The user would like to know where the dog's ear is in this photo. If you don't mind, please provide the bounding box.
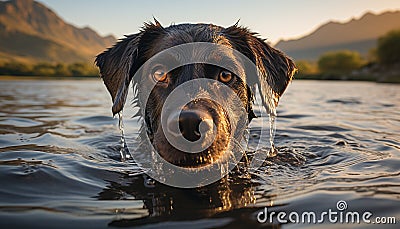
[95,34,142,115]
[96,20,164,115]
[223,26,297,115]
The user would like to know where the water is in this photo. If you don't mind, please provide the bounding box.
[117,113,132,162]
[0,79,399,228]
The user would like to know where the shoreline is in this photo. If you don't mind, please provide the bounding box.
[0,75,100,80]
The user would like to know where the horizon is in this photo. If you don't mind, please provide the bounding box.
[37,0,400,44]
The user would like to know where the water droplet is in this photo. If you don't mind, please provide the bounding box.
[266,111,278,159]
[118,112,133,162]
[267,143,278,157]
[144,176,156,188]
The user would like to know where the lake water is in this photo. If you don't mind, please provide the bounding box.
[0,79,399,228]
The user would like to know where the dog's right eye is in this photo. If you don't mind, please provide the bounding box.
[219,70,233,83]
[152,66,168,83]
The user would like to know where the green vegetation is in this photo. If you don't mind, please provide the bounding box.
[0,61,99,77]
[317,50,365,74]
[376,30,400,65]
[295,60,318,75]
[294,60,321,80]
[295,29,400,83]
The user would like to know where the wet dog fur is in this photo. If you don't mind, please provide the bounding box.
[96,20,296,167]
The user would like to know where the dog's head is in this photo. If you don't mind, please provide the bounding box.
[96,21,296,168]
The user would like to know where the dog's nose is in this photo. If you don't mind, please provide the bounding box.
[179,110,203,142]
[167,110,213,142]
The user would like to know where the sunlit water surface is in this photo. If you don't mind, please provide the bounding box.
[0,79,399,228]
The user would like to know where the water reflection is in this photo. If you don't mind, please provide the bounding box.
[97,171,270,227]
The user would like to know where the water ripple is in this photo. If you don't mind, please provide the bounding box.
[0,80,399,227]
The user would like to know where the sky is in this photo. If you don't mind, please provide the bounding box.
[39,0,400,45]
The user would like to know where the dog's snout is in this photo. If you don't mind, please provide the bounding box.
[167,109,214,142]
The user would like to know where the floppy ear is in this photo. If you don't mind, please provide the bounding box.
[248,35,297,115]
[223,26,297,115]
[95,34,142,115]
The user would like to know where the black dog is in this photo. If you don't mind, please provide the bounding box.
[96,20,296,168]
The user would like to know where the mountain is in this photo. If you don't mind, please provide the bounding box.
[275,11,400,61]
[0,0,116,63]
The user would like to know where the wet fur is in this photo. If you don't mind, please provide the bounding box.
[96,21,296,167]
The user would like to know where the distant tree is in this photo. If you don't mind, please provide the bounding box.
[0,61,32,75]
[33,63,56,76]
[54,63,72,76]
[68,63,85,76]
[0,61,99,77]
[367,48,377,63]
[317,50,364,74]
[68,62,98,76]
[376,30,400,65]
[296,60,318,75]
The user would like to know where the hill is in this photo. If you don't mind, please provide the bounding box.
[275,11,400,61]
[0,0,116,63]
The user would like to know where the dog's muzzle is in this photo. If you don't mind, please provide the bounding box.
[159,98,231,167]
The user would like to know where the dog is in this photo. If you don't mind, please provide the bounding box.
[96,20,296,168]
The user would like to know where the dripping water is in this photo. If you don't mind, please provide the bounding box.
[268,113,278,157]
[118,112,132,162]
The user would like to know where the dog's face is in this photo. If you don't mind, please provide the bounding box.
[96,21,296,168]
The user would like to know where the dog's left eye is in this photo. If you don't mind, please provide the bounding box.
[152,66,168,83]
[219,70,233,83]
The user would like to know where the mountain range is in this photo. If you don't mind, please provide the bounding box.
[0,0,116,63]
[0,0,399,64]
[275,11,400,61]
